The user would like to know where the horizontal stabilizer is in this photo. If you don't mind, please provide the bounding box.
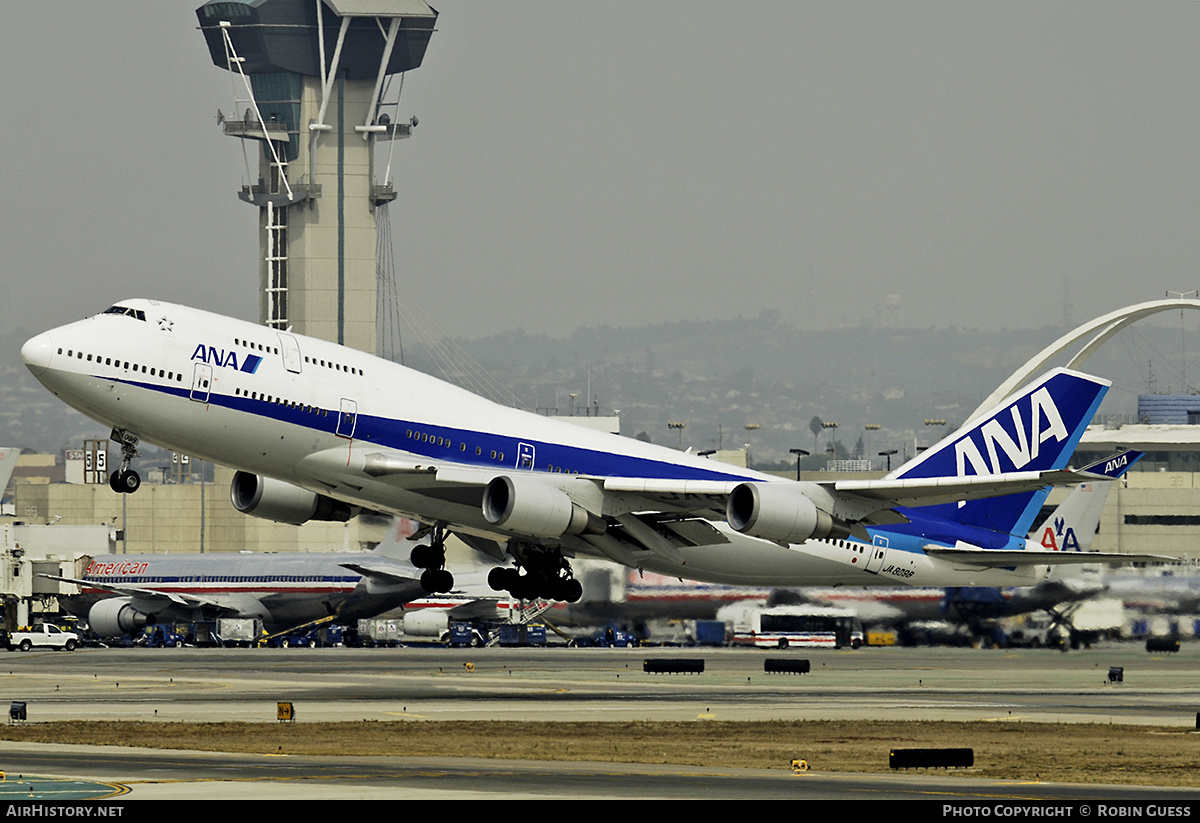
[337,559,420,585]
[922,546,1171,567]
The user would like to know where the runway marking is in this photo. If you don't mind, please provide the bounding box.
[382,712,431,718]
[0,777,128,800]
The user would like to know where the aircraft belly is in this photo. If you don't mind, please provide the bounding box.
[627,533,1047,588]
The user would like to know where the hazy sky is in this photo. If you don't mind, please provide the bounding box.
[5,2,1200,340]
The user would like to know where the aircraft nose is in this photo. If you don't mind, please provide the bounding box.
[21,332,54,377]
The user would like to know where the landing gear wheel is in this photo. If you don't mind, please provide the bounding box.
[561,578,583,604]
[420,568,454,594]
[412,524,454,593]
[410,543,445,570]
[110,470,140,494]
[499,546,584,603]
[108,429,142,494]
[488,567,517,592]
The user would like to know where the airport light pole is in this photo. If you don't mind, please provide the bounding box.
[822,421,839,458]
[878,448,898,472]
[789,448,809,480]
[923,418,946,455]
[864,423,881,466]
[743,423,759,467]
[668,421,686,448]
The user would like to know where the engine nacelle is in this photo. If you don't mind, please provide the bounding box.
[482,475,605,538]
[726,482,850,544]
[230,472,355,525]
[89,598,154,637]
[403,610,450,637]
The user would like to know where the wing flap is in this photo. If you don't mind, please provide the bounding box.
[827,468,1093,509]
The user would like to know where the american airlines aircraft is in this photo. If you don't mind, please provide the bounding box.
[21,300,1160,603]
[42,518,505,637]
[48,548,427,637]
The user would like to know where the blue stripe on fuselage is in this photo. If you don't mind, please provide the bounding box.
[115,376,751,483]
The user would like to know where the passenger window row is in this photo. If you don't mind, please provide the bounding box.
[231,336,365,377]
[60,348,183,383]
[233,387,329,417]
[402,429,578,473]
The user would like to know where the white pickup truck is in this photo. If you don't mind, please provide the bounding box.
[5,624,79,652]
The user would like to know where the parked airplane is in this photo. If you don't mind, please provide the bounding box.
[43,518,502,637]
[46,548,423,636]
[21,300,1164,602]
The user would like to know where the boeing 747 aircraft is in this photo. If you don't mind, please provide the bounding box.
[21,300,1162,603]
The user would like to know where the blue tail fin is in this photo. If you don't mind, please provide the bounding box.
[892,368,1109,536]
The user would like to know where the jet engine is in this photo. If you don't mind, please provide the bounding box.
[230,472,355,525]
[482,475,605,539]
[89,598,154,637]
[726,482,850,544]
[403,609,449,637]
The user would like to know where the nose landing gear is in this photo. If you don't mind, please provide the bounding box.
[108,428,141,494]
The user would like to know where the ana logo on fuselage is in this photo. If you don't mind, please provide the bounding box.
[954,387,1067,477]
[191,344,262,374]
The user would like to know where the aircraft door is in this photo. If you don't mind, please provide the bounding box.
[517,442,535,470]
[336,398,357,439]
[190,363,213,403]
[864,535,890,574]
[277,332,302,374]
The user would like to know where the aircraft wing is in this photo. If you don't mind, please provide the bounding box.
[300,430,1131,566]
[606,468,1106,526]
[337,558,421,585]
[921,547,1173,567]
[37,574,243,612]
[822,468,1101,513]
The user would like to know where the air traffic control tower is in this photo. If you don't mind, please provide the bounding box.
[196,0,437,353]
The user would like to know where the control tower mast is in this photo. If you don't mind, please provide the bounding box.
[196,0,437,353]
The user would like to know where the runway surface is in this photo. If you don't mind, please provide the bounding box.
[0,644,1197,800]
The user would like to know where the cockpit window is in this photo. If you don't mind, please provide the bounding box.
[102,305,146,321]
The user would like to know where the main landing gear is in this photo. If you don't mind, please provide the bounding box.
[108,428,141,494]
[411,524,455,594]
[488,547,583,603]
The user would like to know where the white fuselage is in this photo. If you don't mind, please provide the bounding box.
[22,300,1048,589]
